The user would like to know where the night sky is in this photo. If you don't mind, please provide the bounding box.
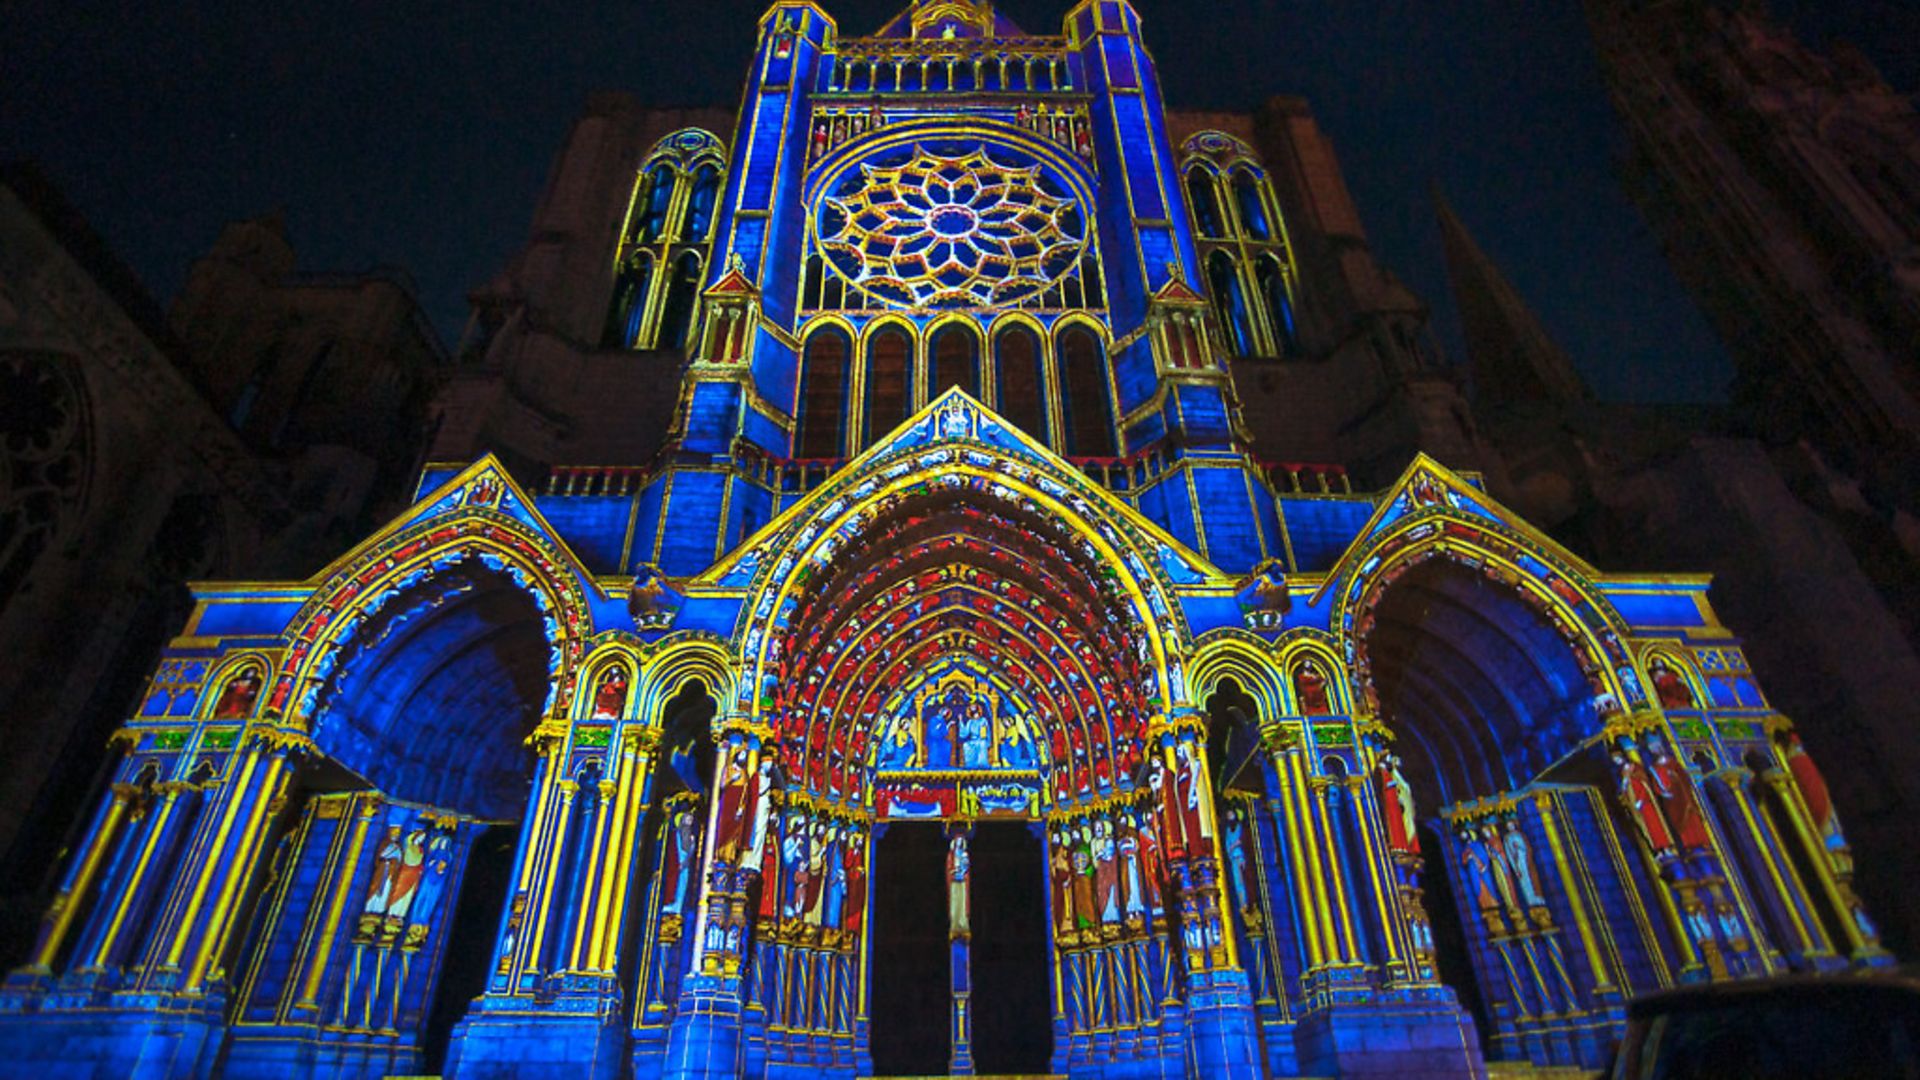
[9,1,1919,403]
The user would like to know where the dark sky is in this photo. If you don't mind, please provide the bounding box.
[9,1,1919,403]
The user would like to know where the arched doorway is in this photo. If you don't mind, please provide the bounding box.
[222,558,556,1075]
[1355,553,1631,1070]
[744,473,1180,1076]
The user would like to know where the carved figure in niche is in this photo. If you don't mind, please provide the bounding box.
[1458,828,1503,932]
[1222,806,1253,910]
[1502,819,1546,909]
[1649,657,1695,710]
[844,833,869,935]
[1612,744,1675,856]
[885,708,925,769]
[773,29,794,60]
[670,804,702,915]
[1049,827,1074,934]
[402,829,454,949]
[1294,657,1333,715]
[1409,470,1445,507]
[823,826,848,930]
[1646,733,1712,852]
[383,827,430,924]
[1136,812,1164,916]
[811,120,830,159]
[743,759,775,867]
[868,96,884,130]
[1075,122,1093,160]
[362,825,406,923]
[1071,825,1097,929]
[959,690,991,769]
[804,821,830,925]
[1482,823,1523,920]
[712,747,751,861]
[948,832,970,935]
[1377,753,1419,855]
[1174,742,1212,854]
[1119,817,1146,921]
[781,811,808,919]
[1781,732,1845,850]
[1016,101,1034,130]
[212,667,262,720]
[590,666,629,720]
[1095,819,1119,924]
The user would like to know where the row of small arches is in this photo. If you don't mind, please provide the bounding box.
[794,319,1119,459]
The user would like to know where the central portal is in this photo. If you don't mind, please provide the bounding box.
[867,820,1053,1076]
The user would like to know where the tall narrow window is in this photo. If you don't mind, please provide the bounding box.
[1208,251,1253,357]
[1058,326,1115,456]
[638,163,676,242]
[1257,256,1297,358]
[1186,168,1224,237]
[1233,169,1271,240]
[796,327,851,458]
[603,253,654,348]
[929,323,980,399]
[686,165,721,243]
[865,325,913,445]
[993,325,1046,443]
[657,253,702,352]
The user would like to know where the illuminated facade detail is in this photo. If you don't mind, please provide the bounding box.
[817,145,1089,308]
[0,3,1894,1080]
[606,128,728,350]
[1180,131,1299,358]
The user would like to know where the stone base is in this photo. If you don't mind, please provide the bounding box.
[445,998,627,1080]
[1293,989,1487,1080]
[1183,968,1264,1080]
[0,998,227,1080]
[658,975,744,1080]
[219,1028,421,1079]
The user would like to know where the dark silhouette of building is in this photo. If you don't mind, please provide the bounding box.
[0,164,445,953]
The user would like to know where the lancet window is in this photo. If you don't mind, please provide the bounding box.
[864,324,915,449]
[602,129,728,350]
[1179,131,1303,358]
[992,324,1048,445]
[1058,324,1115,457]
[796,326,852,459]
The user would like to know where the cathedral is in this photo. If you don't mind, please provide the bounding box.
[0,3,1897,1079]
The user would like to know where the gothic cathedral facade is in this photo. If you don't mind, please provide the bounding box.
[0,3,1893,1079]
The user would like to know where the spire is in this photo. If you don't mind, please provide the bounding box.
[1434,189,1590,405]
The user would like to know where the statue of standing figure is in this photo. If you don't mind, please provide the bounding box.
[948,832,970,936]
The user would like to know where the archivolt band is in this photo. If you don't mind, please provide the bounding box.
[0,417,1890,1080]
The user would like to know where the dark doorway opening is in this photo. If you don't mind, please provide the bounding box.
[870,821,950,1075]
[422,823,516,1073]
[1419,821,1491,1051]
[970,821,1053,1073]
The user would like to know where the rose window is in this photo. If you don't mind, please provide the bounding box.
[816,145,1087,309]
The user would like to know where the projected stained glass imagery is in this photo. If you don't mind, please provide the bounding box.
[817,144,1086,308]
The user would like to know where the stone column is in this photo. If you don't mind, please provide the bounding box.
[947,821,974,1075]
[1149,707,1263,1080]
[19,776,135,977]
[663,716,773,1080]
[147,730,300,995]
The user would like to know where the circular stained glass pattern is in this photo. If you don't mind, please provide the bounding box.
[817,145,1087,309]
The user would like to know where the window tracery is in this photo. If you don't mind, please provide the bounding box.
[804,142,1104,313]
[1179,130,1303,358]
[603,129,727,350]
